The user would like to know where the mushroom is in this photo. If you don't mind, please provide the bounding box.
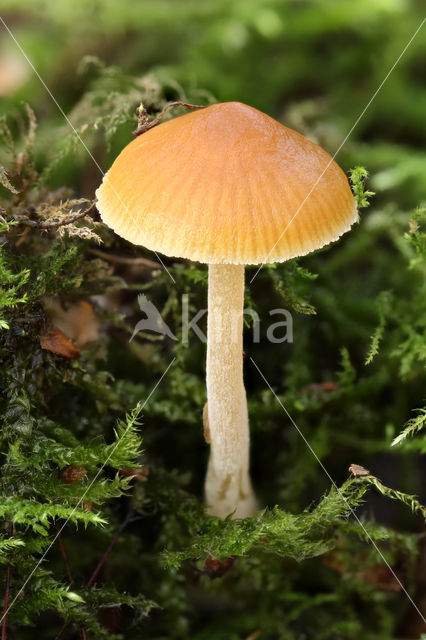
[96,102,357,519]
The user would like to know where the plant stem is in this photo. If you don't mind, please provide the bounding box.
[87,248,160,269]
[205,263,256,518]
[86,512,132,588]
[54,623,67,640]
[55,521,74,584]
[55,513,133,639]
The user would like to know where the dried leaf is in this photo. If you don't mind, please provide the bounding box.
[201,556,235,579]
[40,323,80,359]
[43,299,100,348]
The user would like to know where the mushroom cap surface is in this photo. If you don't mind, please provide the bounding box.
[96,102,357,264]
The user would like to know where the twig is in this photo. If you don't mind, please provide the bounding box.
[13,201,96,229]
[55,521,73,584]
[54,622,67,640]
[53,525,71,640]
[132,101,206,137]
[87,248,160,269]
[55,513,134,639]
[86,513,133,588]
[54,618,87,640]
[54,620,87,640]
[55,523,87,639]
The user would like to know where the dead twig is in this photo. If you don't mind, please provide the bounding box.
[13,201,96,229]
[55,513,136,638]
[86,512,133,588]
[54,523,89,639]
[55,521,74,584]
[54,622,67,640]
[87,248,160,269]
[54,616,87,639]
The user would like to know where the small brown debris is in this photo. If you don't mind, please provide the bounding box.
[362,565,402,592]
[322,553,402,592]
[132,101,206,137]
[201,555,235,579]
[348,463,371,477]
[320,381,339,392]
[83,502,93,511]
[40,323,80,359]
[61,466,87,484]
[120,466,149,482]
[303,381,339,393]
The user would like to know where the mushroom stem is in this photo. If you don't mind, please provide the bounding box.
[205,263,257,518]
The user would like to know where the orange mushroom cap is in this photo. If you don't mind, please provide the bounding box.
[96,102,357,265]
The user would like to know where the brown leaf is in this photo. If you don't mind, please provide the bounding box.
[201,555,235,579]
[40,323,80,359]
[42,299,99,348]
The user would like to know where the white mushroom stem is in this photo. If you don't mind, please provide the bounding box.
[205,263,257,518]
